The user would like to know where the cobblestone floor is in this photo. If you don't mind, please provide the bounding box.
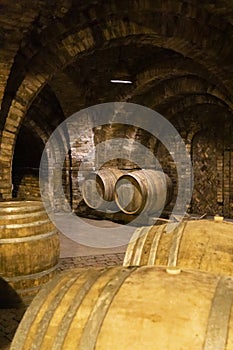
[0,253,125,350]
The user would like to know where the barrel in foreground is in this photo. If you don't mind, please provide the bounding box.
[0,200,60,305]
[10,265,233,350]
[123,219,233,276]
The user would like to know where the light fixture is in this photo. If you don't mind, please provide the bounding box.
[110,79,133,84]
[110,62,133,84]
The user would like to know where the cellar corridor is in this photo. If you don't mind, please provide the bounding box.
[0,1,233,349]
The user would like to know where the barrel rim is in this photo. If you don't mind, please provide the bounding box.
[115,174,146,214]
[82,168,124,210]
[82,175,105,209]
[115,169,173,215]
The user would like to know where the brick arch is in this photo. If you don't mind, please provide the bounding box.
[23,94,69,165]
[157,94,230,117]
[16,83,66,161]
[169,104,233,157]
[131,75,230,108]
[156,94,232,141]
[125,73,233,113]
[60,0,233,89]
[158,95,232,134]
[158,95,232,145]
[3,10,233,136]
[171,101,232,131]
[1,15,233,197]
[2,0,233,120]
[125,78,232,142]
[3,17,232,136]
[118,59,232,108]
[5,0,233,93]
[23,120,49,146]
[23,113,55,145]
[25,88,65,135]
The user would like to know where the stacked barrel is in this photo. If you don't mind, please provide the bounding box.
[115,169,173,215]
[82,168,125,211]
[81,168,173,216]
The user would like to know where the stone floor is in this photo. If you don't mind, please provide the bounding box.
[0,217,129,350]
[56,212,135,256]
[2,214,230,349]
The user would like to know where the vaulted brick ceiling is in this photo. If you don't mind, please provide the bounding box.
[0,0,233,198]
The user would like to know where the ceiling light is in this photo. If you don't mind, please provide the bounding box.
[110,79,133,84]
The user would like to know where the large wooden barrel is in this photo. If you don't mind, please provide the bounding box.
[11,265,233,350]
[0,200,60,305]
[115,169,173,214]
[123,219,233,275]
[82,168,124,210]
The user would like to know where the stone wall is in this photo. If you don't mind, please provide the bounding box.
[0,0,233,220]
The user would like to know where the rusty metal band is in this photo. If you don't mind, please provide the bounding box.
[167,221,187,267]
[78,267,137,350]
[133,226,152,266]
[147,224,165,265]
[123,226,146,266]
[203,276,233,350]
[0,229,57,243]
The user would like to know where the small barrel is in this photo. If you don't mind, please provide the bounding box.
[123,219,233,276]
[0,200,60,305]
[115,169,173,214]
[82,168,124,210]
[11,266,233,350]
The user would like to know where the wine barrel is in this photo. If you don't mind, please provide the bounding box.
[115,169,173,214]
[123,219,233,275]
[82,168,124,210]
[11,266,233,350]
[0,200,60,305]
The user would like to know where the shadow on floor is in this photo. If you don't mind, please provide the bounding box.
[0,277,24,309]
[0,277,26,349]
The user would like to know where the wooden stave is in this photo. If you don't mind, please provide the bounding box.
[0,210,49,225]
[0,229,60,277]
[123,219,233,276]
[82,168,124,210]
[0,200,60,305]
[0,200,54,238]
[0,200,44,213]
[0,217,55,239]
[10,265,233,350]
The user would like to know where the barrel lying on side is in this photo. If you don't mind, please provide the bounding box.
[0,200,60,305]
[123,219,233,275]
[115,169,173,215]
[11,265,233,350]
[82,168,124,211]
